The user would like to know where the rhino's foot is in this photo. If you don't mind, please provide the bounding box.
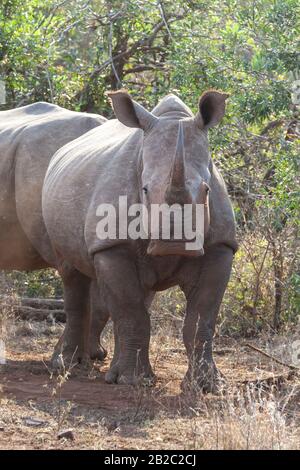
[181,362,226,394]
[89,343,107,361]
[51,346,90,372]
[105,361,155,386]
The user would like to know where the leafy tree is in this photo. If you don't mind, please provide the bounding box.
[0,0,299,331]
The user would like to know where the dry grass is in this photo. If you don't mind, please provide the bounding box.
[0,295,299,450]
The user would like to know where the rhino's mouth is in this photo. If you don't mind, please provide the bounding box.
[147,240,204,257]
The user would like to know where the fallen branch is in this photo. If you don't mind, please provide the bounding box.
[14,306,65,323]
[20,297,64,310]
[0,303,65,322]
[244,342,299,371]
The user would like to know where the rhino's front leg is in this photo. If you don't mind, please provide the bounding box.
[94,247,153,385]
[108,291,155,370]
[182,244,233,393]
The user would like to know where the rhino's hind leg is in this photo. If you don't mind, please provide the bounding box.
[88,280,109,361]
[51,263,91,370]
[94,248,154,385]
[181,244,233,393]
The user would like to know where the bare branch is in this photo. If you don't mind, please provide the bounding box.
[108,21,122,87]
[33,0,73,34]
[157,1,173,39]
[89,13,184,81]
[124,64,165,75]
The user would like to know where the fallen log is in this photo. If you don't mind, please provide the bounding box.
[21,297,64,310]
[13,305,65,322]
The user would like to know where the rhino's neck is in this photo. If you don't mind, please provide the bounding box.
[152,94,193,118]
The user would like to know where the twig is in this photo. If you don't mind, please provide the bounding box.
[124,64,165,75]
[244,342,299,371]
[108,21,122,87]
[33,0,72,33]
[102,15,181,73]
[157,1,173,39]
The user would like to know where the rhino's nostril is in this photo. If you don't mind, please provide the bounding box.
[203,182,210,194]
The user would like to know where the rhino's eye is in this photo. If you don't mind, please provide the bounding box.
[142,186,148,195]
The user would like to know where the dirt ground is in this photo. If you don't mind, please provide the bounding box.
[0,318,299,450]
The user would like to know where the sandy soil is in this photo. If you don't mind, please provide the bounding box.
[0,320,299,449]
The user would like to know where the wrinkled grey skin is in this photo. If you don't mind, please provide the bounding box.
[42,91,238,392]
[0,102,108,361]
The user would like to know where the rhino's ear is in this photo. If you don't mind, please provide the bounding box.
[195,90,229,129]
[107,90,158,131]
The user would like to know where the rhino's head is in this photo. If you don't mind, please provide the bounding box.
[108,89,228,257]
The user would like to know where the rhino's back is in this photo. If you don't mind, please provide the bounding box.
[0,102,61,129]
[0,102,106,270]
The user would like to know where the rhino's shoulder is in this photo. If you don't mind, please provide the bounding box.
[206,161,238,252]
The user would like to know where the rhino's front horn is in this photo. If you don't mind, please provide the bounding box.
[168,121,186,191]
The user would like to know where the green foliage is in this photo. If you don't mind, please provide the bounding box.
[5,269,63,298]
[1,0,298,116]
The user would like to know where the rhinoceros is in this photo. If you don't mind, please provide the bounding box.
[0,102,108,360]
[42,90,238,391]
